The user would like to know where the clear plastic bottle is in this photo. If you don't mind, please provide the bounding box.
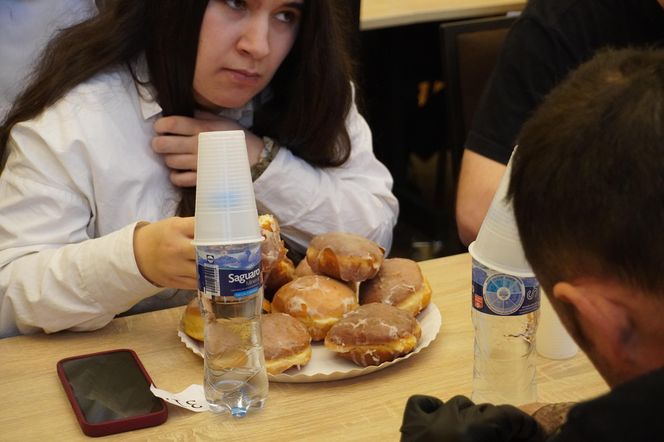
[196,241,268,417]
[470,257,540,405]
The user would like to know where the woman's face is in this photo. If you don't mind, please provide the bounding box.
[193,0,304,111]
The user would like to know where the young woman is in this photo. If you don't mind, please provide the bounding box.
[0,0,398,337]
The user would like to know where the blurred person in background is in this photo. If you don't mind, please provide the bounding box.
[0,0,97,118]
[455,0,664,245]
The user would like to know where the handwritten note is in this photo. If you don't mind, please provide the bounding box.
[150,384,210,413]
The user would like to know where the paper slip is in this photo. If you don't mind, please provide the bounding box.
[150,384,210,412]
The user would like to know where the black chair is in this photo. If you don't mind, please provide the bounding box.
[358,19,447,255]
[357,12,516,259]
[434,15,518,252]
[439,15,518,182]
[348,0,361,31]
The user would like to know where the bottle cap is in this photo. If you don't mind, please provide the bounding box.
[192,130,262,246]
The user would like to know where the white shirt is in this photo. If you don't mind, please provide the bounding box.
[0,0,97,118]
[0,65,399,337]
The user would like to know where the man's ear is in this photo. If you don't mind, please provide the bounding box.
[552,281,634,383]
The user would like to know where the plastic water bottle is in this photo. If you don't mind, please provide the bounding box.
[193,130,269,416]
[467,149,540,405]
[469,256,540,405]
[196,242,268,417]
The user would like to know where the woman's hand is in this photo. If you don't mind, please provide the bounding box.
[133,217,197,289]
[152,111,264,187]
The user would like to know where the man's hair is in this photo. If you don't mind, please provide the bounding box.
[0,0,356,215]
[507,47,664,297]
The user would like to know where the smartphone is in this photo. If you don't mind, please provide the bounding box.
[56,349,168,437]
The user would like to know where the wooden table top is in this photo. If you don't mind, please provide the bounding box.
[360,0,526,30]
[0,253,608,441]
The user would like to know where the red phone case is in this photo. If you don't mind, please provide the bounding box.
[56,349,168,437]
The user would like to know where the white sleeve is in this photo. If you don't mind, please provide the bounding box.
[0,136,160,338]
[253,101,399,254]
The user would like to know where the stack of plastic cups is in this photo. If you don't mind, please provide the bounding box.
[468,150,540,406]
[192,130,268,417]
[193,130,263,247]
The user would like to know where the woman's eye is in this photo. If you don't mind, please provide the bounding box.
[275,9,300,24]
[224,0,247,10]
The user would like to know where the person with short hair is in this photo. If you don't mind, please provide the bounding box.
[509,48,664,436]
[0,0,398,338]
[401,47,664,441]
[455,0,664,246]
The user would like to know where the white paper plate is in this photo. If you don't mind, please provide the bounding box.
[178,303,442,383]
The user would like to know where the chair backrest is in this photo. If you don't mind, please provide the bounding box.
[348,0,361,31]
[439,15,518,177]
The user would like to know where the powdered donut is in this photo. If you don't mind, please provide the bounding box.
[359,258,432,316]
[261,313,312,375]
[271,275,358,341]
[306,232,385,282]
[324,303,421,366]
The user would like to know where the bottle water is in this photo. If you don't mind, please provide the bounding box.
[470,257,540,405]
[196,241,268,417]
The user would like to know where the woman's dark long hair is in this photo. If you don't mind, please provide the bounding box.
[0,0,355,216]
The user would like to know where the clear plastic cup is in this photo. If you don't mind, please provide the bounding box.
[193,130,262,246]
[471,151,532,276]
[537,292,578,359]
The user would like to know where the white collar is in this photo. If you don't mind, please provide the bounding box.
[132,56,258,126]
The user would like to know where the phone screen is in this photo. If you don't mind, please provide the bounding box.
[58,350,165,424]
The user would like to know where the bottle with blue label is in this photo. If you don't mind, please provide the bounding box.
[469,255,540,405]
[466,149,540,405]
[196,241,268,417]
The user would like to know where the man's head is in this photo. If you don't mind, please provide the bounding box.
[507,48,664,386]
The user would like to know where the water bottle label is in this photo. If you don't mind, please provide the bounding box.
[471,258,540,316]
[196,244,262,299]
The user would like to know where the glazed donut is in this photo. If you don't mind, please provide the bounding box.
[264,255,296,300]
[262,298,272,313]
[295,257,356,291]
[271,275,358,341]
[181,301,313,374]
[324,303,421,367]
[306,232,385,282]
[261,313,312,375]
[294,258,316,277]
[359,258,432,316]
[181,298,204,341]
[259,214,287,281]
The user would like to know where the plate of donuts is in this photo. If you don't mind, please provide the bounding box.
[178,302,441,383]
[179,228,442,382]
